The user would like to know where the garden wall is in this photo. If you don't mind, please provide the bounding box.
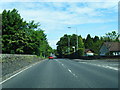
[0,54,43,80]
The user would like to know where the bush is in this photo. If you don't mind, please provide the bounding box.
[77,48,84,56]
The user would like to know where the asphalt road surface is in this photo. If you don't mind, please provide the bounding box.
[2,59,118,88]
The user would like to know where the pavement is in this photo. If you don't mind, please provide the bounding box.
[1,59,119,88]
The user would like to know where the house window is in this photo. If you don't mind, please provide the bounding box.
[113,52,115,55]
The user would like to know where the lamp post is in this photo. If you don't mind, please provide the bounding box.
[68,36,70,55]
[68,27,78,52]
[76,27,78,51]
[67,27,71,56]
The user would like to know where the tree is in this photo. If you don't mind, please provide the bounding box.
[84,34,94,49]
[2,9,28,54]
[102,31,119,42]
[56,34,69,57]
[93,36,99,42]
[2,9,53,57]
[83,35,104,55]
[93,40,103,55]
[0,14,2,54]
[78,35,84,48]
[56,34,85,58]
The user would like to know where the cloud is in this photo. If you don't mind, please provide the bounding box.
[0,0,119,2]
[0,2,118,49]
[14,2,117,25]
[48,39,60,49]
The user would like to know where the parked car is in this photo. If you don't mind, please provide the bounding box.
[48,56,54,59]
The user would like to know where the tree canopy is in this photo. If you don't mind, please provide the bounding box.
[102,31,119,42]
[56,34,84,58]
[56,31,119,57]
[2,9,53,57]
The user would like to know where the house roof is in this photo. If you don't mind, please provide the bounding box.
[103,42,120,51]
[84,49,94,53]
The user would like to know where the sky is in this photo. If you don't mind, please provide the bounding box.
[0,0,119,49]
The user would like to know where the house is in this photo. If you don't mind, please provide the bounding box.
[99,42,120,56]
[84,49,94,56]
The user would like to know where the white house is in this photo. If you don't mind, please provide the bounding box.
[84,49,94,56]
[99,42,120,56]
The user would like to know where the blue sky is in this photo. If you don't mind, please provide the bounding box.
[0,0,118,49]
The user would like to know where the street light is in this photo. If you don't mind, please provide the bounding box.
[76,27,78,51]
[68,27,78,51]
[68,36,70,55]
[67,27,71,56]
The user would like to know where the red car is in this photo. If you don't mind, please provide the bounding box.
[48,56,54,59]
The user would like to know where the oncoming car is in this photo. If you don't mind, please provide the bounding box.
[48,56,54,59]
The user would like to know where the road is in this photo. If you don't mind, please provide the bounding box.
[2,59,118,88]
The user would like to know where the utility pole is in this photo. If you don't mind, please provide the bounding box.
[68,36,70,55]
[67,27,71,57]
[68,27,78,52]
[76,28,78,51]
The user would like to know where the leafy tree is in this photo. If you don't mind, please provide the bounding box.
[2,9,53,57]
[76,48,84,56]
[84,34,94,49]
[56,34,84,58]
[92,36,101,54]
[78,35,84,48]
[92,40,103,54]
[70,34,77,47]
[2,9,28,54]
[56,34,69,57]
[84,35,103,55]
[0,14,2,53]
[102,31,119,42]
[93,36,99,42]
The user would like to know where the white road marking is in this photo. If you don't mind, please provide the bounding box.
[68,69,72,73]
[56,60,78,78]
[79,62,118,71]
[68,69,77,77]
[56,60,66,68]
[0,60,46,84]
[103,66,118,71]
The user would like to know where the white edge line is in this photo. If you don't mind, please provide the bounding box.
[0,60,46,84]
[79,62,118,71]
